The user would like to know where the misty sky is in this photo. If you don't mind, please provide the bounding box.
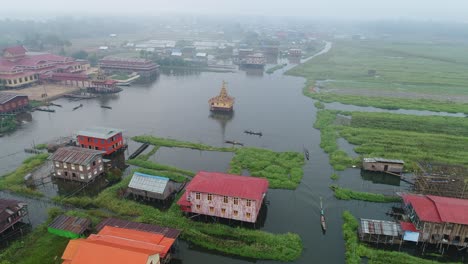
[2,0,468,21]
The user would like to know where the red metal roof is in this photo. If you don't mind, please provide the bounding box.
[400,221,418,232]
[48,214,91,234]
[402,194,468,225]
[3,46,27,56]
[183,171,269,201]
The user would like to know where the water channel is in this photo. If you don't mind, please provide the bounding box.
[0,43,464,263]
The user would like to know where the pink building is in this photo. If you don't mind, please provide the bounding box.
[177,171,268,223]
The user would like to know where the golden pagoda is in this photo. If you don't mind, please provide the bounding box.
[208,81,234,112]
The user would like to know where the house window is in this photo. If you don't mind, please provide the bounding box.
[93,161,96,166]
[464,237,468,244]
[94,169,97,175]
[64,171,68,176]
[57,170,61,176]
[55,162,60,167]
[233,197,239,205]
[88,173,92,178]
[196,204,201,210]
[98,159,102,163]
[72,173,77,178]
[221,208,226,214]
[80,174,85,180]
[99,165,103,171]
[79,166,83,171]
[443,234,449,241]
[209,207,214,213]
[246,212,251,218]
[63,163,68,169]
[87,165,91,170]
[207,194,213,201]
[196,192,201,200]
[71,164,76,170]
[233,210,238,216]
[246,199,252,207]
[223,196,228,203]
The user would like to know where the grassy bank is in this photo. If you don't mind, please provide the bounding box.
[330,185,400,203]
[0,153,49,196]
[339,112,468,168]
[135,146,159,161]
[266,63,287,74]
[342,211,459,264]
[126,158,195,179]
[57,176,303,261]
[307,92,468,114]
[0,116,17,134]
[287,40,468,113]
[132,135,235,152]
[229,147,304,189]
[313,110,357,170]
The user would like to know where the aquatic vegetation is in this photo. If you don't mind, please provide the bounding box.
[229,147,305,189]
[0,153,48,196]
[126,158,195,178]
[314,110,358,170]
[33,143,48,150]
[330,185,400,203]
[330,173,339,180]
[266,63,287,74]
[134,167,190,183]
[342,211,460,264]
[132,135,234,152]
[135,146,159,161]
[287,40,468,113]
[314,101,325,109]
[0,116,17,134]
[339,112,468,168]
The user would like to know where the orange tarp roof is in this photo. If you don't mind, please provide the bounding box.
[62,226,176,264]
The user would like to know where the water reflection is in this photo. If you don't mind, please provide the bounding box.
[209,111,234,140]
[360,170,401,186]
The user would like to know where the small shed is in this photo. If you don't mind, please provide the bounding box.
[359,218,402,245]
[362,157,404,174]
[127,172,179,201]
[48,214,91,238]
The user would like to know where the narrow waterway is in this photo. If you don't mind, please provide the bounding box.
[0,42,455,263]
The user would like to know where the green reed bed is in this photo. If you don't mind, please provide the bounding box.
[132,135,235,152]
[330,185,400,203]
[229,147,304,189]
[0,153,48,196]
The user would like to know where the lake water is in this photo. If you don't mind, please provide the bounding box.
[0,44,463,263]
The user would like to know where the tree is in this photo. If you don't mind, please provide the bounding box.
[87,53,98,66]
[72,50,89,60]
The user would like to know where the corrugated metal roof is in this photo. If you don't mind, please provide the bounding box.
[77,127,123,139]
[360,218,401,236]
[128,172,169,194]
[363,157,404,164]
[96,218,181,239]
[181,171,269,201]
[48,214,91,234]
[50,146,103,165]
[403,193,468,225]
[0,92,27,105]
[0,199,25,222]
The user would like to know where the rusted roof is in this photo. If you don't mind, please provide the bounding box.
[96,218,180,239]
[363,157,404,164]
[50,146,103,165]
[0,92,28,105]
[77,127,122,139]
[0,199,25,222]
[48,214,91,234]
